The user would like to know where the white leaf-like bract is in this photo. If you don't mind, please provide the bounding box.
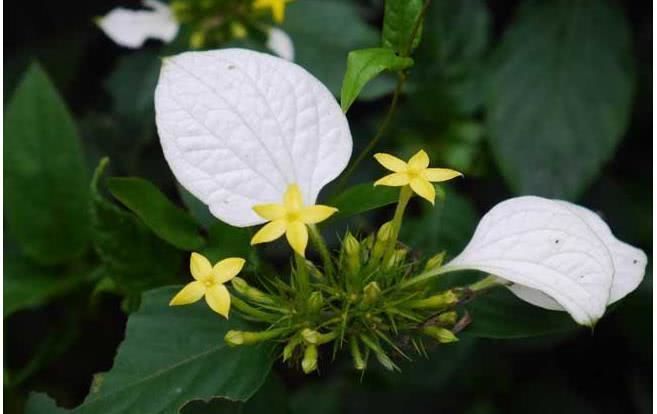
[266,28,295,61]
[155,49,352,227]
[441,196,646,326]
[97,0,178,49]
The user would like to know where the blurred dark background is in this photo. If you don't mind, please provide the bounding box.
[4,1,652,413]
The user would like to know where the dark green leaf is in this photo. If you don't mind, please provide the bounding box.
[463,287,578,338]
[329,182,399,220]
[203,222,252,263]
[382,0,424,54]
[401,188,477,256]
[3,253,88,318]
[27,286,274,413]
[178,184,216,230]
[340,48,413,112]
[90,159,182,293]
[181,374,288,414]
[4,63,91,265]
[281,0,394,98]
[486,0,634,199]
[105,51,160,122]
[25,393,67,414]
[107,177,204,250]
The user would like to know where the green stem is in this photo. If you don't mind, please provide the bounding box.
[231,296,278,322]
[333,0,432,194]
[294,253,310,302]
[335,71,407,193]
[308,224,335,278]
[383,186,413,264]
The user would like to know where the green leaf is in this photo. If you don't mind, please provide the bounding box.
[329,182,399,220]
[463,287,578,338]
[27,286,274,413]
[25,393,67,414]
[281,0,394,98]
[105,51,160,122]
[401,189,477,257]
[203,222,252,263]
[406,0,491,120]
[3,253,88,318]
[486,0,634,199]
[4,63,91,265]
[382,0,424,54]
[107,177,204,251]
[340,48,413,112]
[90,159,182,293]
[178,184,216,230]
[181,374,288,414]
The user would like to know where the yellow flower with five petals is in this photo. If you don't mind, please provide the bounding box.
[374,150,462,204]
[169,252,245,318]
[253,0,293,24]
[251,184,337,257]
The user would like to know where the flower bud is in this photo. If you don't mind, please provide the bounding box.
[302,328,337,345]
[409,290,459,309]
[437,311,458,326]
[302,345,318,374]
[224,328,286,347]
[306,260,324,280]
[307,291,324,313]
[371,222,393,263]
[360,334,398,371]
[283,336,302,362]
[385,247,408,270]
[424,252,446,271]
[422,326,458,343]
[343,232,361,275]
[349,338,366,371]
[231,277,274,305]
[190,30,206,49]
[362,282,381,306]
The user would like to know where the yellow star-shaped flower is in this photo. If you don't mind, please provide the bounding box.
[251,184,337,257]
[253,0,293,24]
[169,252,245,318]
[374,150,462,204]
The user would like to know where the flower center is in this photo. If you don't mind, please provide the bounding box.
[407,167,421,179]
[285,210,301,222]
[204,279,216,288]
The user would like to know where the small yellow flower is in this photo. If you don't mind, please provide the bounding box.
[169,252,245,318]
[253,0,293,24]
[251,184,337,257]
[374,150,462,204]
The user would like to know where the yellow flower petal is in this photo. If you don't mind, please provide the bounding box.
[169,281,206,306]
[374,172,410,187]
[212,257,246,284]
[205,284,231,318]
[284,183,303,211]
[251,220,287,245]
[286,221,308,256]
[253,203,286,220]
[374,153,407,173]
[422,168,463,182]
[410,177,436,205]
[300,205,338,224]
[190,252,212,281]
[408,150,430,170]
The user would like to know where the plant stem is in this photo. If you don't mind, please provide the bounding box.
[334,72,406,193]
[231,296,278,322]
[308,224,335,278]
[383,186,413,264]
[333,0,433,194]
[294,252,310,302]
[468,275,504,292]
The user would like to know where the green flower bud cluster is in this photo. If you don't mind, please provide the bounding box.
[221,219,470,375]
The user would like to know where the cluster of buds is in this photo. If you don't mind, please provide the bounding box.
[222,220,466,374]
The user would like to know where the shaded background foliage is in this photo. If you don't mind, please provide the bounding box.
[4,0,652,413]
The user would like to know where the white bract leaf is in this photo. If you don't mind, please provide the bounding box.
[97,0,178,49]
[442,196,646,326]
[155,49,352,227]
[267,28,295,61]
